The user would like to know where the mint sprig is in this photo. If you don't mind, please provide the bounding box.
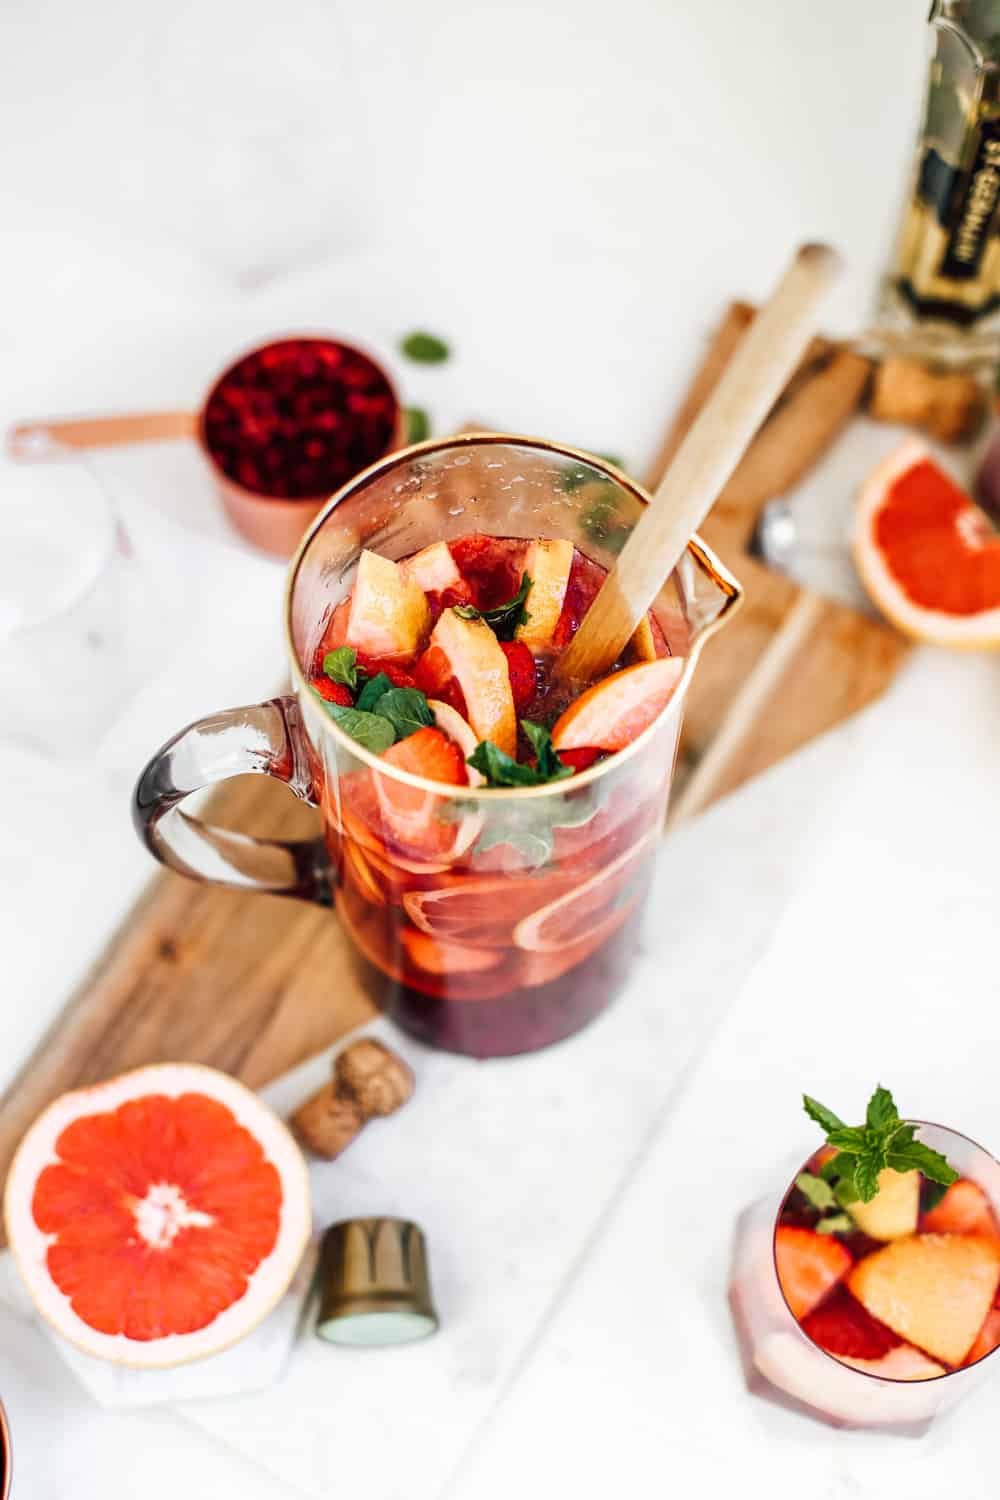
[467,721,574,789]
[321,703,396,754]
[453,574,532,641]
[803,1085,959,1204]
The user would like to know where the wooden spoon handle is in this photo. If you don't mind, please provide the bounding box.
[557,243,843,683]
[6,410,197,458]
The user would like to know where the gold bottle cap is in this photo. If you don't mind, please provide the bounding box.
[315,1218,438,1347]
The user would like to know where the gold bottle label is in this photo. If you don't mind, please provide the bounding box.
[939,116,1000,279]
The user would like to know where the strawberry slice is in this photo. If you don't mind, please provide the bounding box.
[920,1178,1000,1241]
[775,1224,852,1321]
[801,1287,902,1361]
[355,655,418,690]
[500,640,537,713]
[310,676,353,706]
[381,727,467,786]
[557,747,601,773]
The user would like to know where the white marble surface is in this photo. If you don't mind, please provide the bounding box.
[3,1,1000,1495]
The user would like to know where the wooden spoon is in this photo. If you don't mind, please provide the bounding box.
[556,243,843,683]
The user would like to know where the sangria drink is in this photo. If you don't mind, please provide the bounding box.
[730,1086,1000,1432]
[134,437,740,1059]
[306,531,683,1056]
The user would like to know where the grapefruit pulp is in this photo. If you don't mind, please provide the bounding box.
[4,1064,311,1368]
[854,440,1000,648]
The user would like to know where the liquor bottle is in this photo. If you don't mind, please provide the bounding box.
[877,1,1000,366]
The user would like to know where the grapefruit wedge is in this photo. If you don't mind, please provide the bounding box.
[4,1064,311,1369]
[400,541,463,594]
[854,440,1000,648]
[429,608,517,755]
[515,539,573,653]
[552,657,685,752]
[346,549,431,659]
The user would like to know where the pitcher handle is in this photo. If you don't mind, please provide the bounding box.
[132,695,331,903]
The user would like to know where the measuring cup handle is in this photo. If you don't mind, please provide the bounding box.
[132,696,331,904]
[6,410,197,457]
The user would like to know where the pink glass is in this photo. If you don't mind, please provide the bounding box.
[729,1123,1000,1434]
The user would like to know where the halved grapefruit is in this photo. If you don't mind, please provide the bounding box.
[552,657,685,752]
[854,440,1000,648]
[4,1064,311,1369]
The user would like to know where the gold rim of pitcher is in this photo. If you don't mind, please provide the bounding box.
[283,432,743,802]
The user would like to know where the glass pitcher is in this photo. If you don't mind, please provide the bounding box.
[134,436,741,1058]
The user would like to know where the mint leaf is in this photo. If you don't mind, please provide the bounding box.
[322,703,396,753]
[795,1173,838,1213]
[399,330,450,364]
[323,647,361,693]
[818,1151,855,1183]
[834,1173,860,1208]
[815,1213,854,1236]
[483,574,532,640]
[375,687,434,741]
[452,604,482,621]
[825,1126,867,1153]
[853,1152,884,1204]
[467,740,544,788]
[355,672,394,713]
[803,1095,846,1135]
[886,1141,960,1187]
[866,1085,899,1134]
[405,406,430,443]
[521,720,574,783]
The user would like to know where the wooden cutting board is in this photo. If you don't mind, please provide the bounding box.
[0,304,912,1217]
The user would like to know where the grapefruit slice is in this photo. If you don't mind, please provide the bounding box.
[838,1344,946,1381]
[854,440,1000,648]
[513,829,656,951]
[404,871,578,948]
[552,657,685,752]
[4,1064,311,1369]
[429,608,517,756]
[963,1306,1000,1367]
[374,729,483,859]
[401,926,503,976]
[848,1232,1000,1365]
[514,539,573,652]
[346,549,431,659]
[400,541,463,594]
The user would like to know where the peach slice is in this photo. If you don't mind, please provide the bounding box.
[429,608,517,756]
[401,541,463,595]
[515,539,573,653]
[848,1233,1000,1366]
[847,1168,920,1242]
[428,698,486,786]
[346,549,431,660]
[552,657,685,753]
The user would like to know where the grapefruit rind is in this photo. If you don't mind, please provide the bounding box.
[3,1063,312,1370]
[853,439,1000,649]
[512,828,657,952]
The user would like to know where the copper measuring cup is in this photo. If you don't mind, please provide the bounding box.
[6,335,406,559]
